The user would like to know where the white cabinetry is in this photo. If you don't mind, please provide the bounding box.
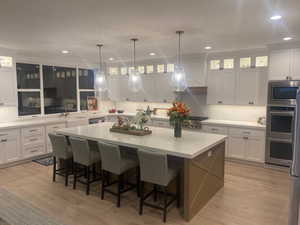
[182,57,206,87]
[207,70,236,105]
[236,68,268,105]
[0,67,17,106]
[21,126,46,158]
[227,127,265,163]
[46,123,66,153]
[155,75,176,103]
[269,48,300,80]
[0,129,21,163]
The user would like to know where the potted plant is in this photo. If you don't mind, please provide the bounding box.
[167,102,190,138]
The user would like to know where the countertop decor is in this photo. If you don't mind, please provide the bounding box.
[167,102,190,137]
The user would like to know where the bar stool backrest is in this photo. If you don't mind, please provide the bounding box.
[138,149,168,186]
[98,141,122,174]
[69,137,91,166]
[49,133,71,160]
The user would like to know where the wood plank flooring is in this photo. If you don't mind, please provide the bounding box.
[0,161,290,225]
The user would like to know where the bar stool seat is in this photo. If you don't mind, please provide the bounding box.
[137,149,181,223]
[98,141,140,208]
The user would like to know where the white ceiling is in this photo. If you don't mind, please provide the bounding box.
[0,0,299,64]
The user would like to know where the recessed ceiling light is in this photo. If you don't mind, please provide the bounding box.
[61,50,69,54]
[109,57,114,61]
[204,46,212,50]
[149,52,156,56]
[270,15,282,20]
[283,37,293,41]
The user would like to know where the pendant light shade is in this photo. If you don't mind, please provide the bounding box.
[95,44,107,92]
[172,31,187,92]
[128,38,143,93]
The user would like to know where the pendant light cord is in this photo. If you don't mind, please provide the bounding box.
[176,31,184,67]
[131,38,138,69]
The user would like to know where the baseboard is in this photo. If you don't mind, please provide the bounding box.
[0,153,52,169]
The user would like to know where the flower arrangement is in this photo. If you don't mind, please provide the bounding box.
[167,102,190,137]
[167,102,190,123]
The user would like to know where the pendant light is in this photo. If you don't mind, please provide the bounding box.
[128,38,143,93]
[95,44,107,92]
[172,30,187,92]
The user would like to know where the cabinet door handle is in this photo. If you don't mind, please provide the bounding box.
[29,138,38,142]
[217,101,223,104]
[29,129,38,132]
[243,131,251,134]
[211,128,219,131]
[249,101,254,105]
[243,136,249,140]
[30,149,38,153]
[52,127,60,129]
[1,139,7,142]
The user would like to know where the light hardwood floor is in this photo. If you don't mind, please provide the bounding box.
[0,161,290,225]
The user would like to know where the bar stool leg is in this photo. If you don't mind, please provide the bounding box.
[101,171,106,200]
[52,156,56,182]
[139,181,144,215]
[86,166,90,195]
[176,174,180,208]
[65,162,69,187]
[73,163,77,190]
[163,186,168,223]
[154,184,158,202]
[136,167,140,197]
[117,175,122,208]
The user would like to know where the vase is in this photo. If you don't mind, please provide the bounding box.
[174,121,182,138]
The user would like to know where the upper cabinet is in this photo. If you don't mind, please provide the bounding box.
[207,69,236,105]
[236,68,268,106]
[269,48,300,80]
[207,52,269,106]
[182,56,207,87]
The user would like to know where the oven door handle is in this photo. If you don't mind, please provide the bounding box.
[268,137,293,143]
[270,111,295,116]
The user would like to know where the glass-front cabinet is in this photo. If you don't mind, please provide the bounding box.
[18,92,41,116]
[16,63,40,89]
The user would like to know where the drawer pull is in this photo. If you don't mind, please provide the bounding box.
[1,139,7,142]
[30,149,39,153]
[211,128,219,131]
[52,127,60,129]
[243,131,251,134]
[243,136,249,140]
[217,101,223,104]
[30,129,38,132]
[29,138,38,142]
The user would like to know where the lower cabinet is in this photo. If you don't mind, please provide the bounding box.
[227,128,265,163]
[21,126,46,159]
[0,129,21,164]
[202,124,266,163]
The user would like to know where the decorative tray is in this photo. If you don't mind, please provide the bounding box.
[109,127,152,136]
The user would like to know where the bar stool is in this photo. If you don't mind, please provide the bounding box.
[49,133,73,187]
[98,141,140,208]
[137,149,181,223]
[69,137,102,195]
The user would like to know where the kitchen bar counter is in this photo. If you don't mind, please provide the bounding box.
[57,122,226,221]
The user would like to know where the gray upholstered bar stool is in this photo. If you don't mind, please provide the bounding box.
[69,137,101,195]
[48,133,73,187]
[98,141,140,208]
[137,149,181,223]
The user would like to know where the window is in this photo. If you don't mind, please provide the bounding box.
[120,67,128,75]
[240,57,251,68]
[256,56,268,67]
[80,91,96,111]
[167,64,175,73]
[16,63,41,116]
[79,69,94,89]
[157,64,165,73]
[138,66,145,74]
[146,65,154,74]
[0,56,13,68]
[109,67,118,75]
[17,63,40,89]
[223,59,234,69]
[43,65,77,114]
[210,60,220,70]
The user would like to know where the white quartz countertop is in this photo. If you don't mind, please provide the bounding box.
[56,122,227,159]
[201,119,266,130]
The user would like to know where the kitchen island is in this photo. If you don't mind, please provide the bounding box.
[57,122,227,221]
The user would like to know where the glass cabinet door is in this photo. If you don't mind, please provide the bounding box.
[16,63,40,89]
[18,92,41,116]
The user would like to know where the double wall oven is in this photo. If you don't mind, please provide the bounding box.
[266,80,300,166]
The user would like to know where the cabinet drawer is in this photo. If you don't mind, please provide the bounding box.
[46,123,66,133]
[23,136,44,145]
[0,129,19,138]
[229,128,265,138]
[202,125,228,134]
[22,126,44,138]
[23,144,45,158]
